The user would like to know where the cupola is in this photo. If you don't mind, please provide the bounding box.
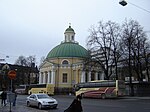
[64,24,75,43]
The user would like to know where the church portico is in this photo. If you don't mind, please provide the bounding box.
[39,67,56,84]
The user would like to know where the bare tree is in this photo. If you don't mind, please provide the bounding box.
[40,56,45,65]
[87,21,121,80]
[120,19,150,95]
[15,56,28,66]
[131,30,147,81]
[121,19,150,80]
[15,55,37,84]
[120,19,138,96]
[141,37,150,81]
[15,55,36,67]
[26,55,36,67]
[106,21,121,80]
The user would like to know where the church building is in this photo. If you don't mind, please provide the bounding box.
[39,25,104,94]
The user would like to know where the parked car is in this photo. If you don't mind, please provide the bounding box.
[26,93,58,109]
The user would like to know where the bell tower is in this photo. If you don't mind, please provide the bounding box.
[64,23,75,43]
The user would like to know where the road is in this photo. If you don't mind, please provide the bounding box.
[1,95,150,112]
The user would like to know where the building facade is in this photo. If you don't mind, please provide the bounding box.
[39,25,104,94]
[0,63,39,91]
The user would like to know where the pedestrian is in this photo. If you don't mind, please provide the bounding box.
[64,95,83,112]
[12,91,17,106]
[1,89,7,106]
[12,86,17,106]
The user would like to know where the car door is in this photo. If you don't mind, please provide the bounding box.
[29,95,38,106]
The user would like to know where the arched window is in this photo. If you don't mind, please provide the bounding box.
[72,35,74,40]
[62,60,69,65]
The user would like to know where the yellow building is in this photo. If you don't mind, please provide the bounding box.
[39,25,104,94]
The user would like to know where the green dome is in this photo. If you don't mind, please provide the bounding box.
[47,42,89,59]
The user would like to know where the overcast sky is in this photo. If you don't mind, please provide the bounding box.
[0,0,150,65]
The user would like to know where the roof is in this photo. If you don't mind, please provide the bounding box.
[46,42,89,59]
[65,25,75,33]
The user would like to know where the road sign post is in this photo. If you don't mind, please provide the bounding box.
[8,70,16,112]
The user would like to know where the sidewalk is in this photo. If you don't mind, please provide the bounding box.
[0,104,46,112]
[0,104,26,112]
[0,102,32,112]
[0,99,46,112]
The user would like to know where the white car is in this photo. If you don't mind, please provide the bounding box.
[26,93,58,109]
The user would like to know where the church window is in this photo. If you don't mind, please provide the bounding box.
[85,73,88,82]
[62,60,69,64]
[91,72,95,81]
[72,36,74,40]
[98,72,101,80]
[62,73,67,83]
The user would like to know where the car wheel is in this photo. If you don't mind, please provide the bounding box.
[53,105,57,109]
[101,94,106,99]
[27,101,30,107]
[38,103,42,109]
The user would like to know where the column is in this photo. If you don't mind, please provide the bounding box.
[39,72,42,84]
[43,72,46,84]
[47,71,51,84]
[81,71,85,83]
[45,72,48,83]
[95,72,98,80]
[101,72,105,80]
[88,71,91,81]
[51,70,55,84]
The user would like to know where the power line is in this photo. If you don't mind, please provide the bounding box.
[119,0,150,14]
[128,1,150,14]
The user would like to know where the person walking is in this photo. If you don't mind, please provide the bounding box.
[12,87,17,106]
[12,91,17,106]
[64,95,83,112]
[1,89,7,106]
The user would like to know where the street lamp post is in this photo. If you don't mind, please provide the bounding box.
[119,0,127,6]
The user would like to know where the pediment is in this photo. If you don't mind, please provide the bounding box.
[40,61,54,68]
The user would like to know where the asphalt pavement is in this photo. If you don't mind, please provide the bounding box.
[0,96,150,112]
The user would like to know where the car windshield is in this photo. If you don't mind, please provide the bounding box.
[37,94,49,99]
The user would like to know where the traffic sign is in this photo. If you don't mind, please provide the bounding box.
[8,70,16,79]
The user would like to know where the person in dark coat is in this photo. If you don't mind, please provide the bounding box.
[13,91,17,106]
[64,95,83,112]
[1,90,7,106]
[12,86,17,106]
